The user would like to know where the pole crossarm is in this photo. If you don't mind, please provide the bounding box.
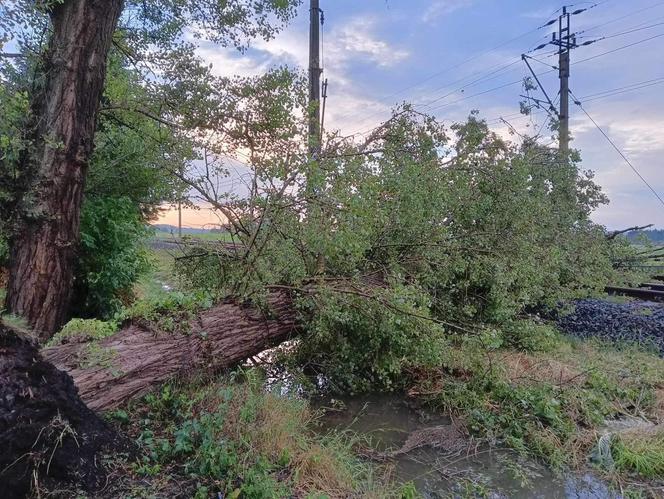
[521,55,557,113]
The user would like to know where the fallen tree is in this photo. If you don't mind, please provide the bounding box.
[43,291,297,412]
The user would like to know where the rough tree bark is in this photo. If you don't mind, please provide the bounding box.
[6,0,124,338]
[43,291,298,411]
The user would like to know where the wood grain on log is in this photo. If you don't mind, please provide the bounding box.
[43,292,298,412]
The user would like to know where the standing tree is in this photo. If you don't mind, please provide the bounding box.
[5,0,124,336]
[0,1,300,495]
[1,0,300,337]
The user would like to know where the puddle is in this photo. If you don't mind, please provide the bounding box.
[316,394,620,498]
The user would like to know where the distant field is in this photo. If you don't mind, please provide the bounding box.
[152,230,235,242]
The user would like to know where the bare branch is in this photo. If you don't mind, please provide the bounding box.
[607,224,653,240]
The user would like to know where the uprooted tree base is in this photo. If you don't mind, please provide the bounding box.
[43,291,298,412]
[0,325,125,498]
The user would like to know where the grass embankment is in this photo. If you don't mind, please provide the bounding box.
[410,328,664,492]
[103,372,408,498]
[134,248,179,301]
[48,248,664,496]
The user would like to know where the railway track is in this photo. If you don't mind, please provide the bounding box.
[606,279,664,302]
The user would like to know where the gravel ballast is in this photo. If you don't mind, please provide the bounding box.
[556,299,664,355]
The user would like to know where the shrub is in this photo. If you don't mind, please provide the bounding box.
[501,320,558,352]
[116,290,213,334]
[293,286,446,394]
[71,196,152,319]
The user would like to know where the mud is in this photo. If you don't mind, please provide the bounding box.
[0,326,125,497]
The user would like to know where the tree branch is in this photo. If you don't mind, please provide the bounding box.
[607,224,653,240]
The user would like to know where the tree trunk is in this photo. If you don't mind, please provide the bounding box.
[43,291,298,412]
[6,0,124,339]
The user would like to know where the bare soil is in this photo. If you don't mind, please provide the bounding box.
[0,325,126,498]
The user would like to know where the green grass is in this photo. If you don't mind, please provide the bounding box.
[612,429,664,479]
[104,370,408,498]
[134,248,178,301]
[411,331,664,477]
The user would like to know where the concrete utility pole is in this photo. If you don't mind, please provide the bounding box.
[522,6,587,157]
[178,199,182,238]
[308,0,322,156]
[554,6,576,157]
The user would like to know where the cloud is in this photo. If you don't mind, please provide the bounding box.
[521,7,555,20]
[609,120,664,155]
[569,104,664,229]
[196,45,269,78]
[422,0,474,23]
[253,16,410,71]
[332,18,410,68]
[191,13,408,141]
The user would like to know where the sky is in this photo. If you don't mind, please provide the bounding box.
[159,0,664,230]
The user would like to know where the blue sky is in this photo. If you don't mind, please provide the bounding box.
[189,0,664,229]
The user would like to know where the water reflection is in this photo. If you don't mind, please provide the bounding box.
[316,394,619,499]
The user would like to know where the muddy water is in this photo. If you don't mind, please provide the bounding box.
[316,394,619,498]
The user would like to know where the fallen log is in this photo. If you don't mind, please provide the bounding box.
[43,291,298,412]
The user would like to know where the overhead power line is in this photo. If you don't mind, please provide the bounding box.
[419,59,523,109]
[580,77,664,102]
[582,82,664,102]
[420,32,664,119]
[579,20,664,42]
[575,32,664,64]
[576,1,664,36]
[334,17,560,130]
[347,5,664,139]
[569,90,664,209]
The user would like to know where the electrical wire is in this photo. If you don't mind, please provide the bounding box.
[346,60,526,136]
[580,77,664,101]
[419,59,523,108]
[485,76,662,125]
[346,6,663,139]
[418,34,664,118]
[570,90,664,209]
[576,0,664,36]
[582,81,664,102]
[333,23,556,128]
[344,1,640,135]
[574,32,664,64]
[579,19,664,42]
